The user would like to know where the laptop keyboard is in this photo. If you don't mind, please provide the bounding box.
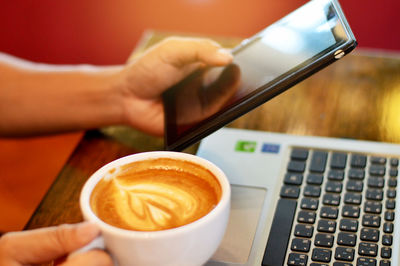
[263,148,398,266]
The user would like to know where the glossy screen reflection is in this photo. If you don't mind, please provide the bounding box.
[164,0,356,151]
[233,2,338,99]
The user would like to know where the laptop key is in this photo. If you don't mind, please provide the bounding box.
[366,189,383,201]
[381,247,391,259]
[360,228,379,242]
[328,169,344,181]
[325,181,343,193]
[385,199,395,210]
[388,178,397,188]
[290,238,311,252]
[287,253,308,266]
[339,218,358,232]
[320,206,338,219]
[384,211,394,221]
[310,151,328,173]
[368,177,384,188]
[380,260,391,266]
[357,257,376,266]
[335,247,355,261]
[362,214,381,228]
[389,168,398,177]
[386,189,396,199]
[337,232,357,246]
[358,242,378,257]
[383,222,393,234]
[322,193,340,206]
[287,160,306,173]
[342,205,360,218]
[346,180,363,192]
[344,192,362,205]
[382,234,392,246]
[311,248,332,263]
[280,185,300,199]
[330,152,347,169]
[314,233,334,247]
[297,210,316,224]
[348,168,365,180]
[317,219,336,233]
[390,158,399,167]
[364,201,382,214]
[307,173,324,185]
[370,156,386,165]
[291,148,309,161]
[301,198,319,210]
[303,185,321,197]
[262,199,296,266]
[323,193,341,206]
[333,262,352,266]
[369,165,385,176]
[351,154,367,168]
[284,173,304,185]
[294,224,314,238]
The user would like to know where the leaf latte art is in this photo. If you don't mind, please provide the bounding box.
[90,158,222,231]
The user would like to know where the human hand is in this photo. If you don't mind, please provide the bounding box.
[168,64,241,125]
[117,37,233,136]
[0,222,112,266]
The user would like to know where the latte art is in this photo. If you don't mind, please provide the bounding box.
[90,158,222,231]
[109,176,208,230]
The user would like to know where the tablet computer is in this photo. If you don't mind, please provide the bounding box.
[163,0,357,151]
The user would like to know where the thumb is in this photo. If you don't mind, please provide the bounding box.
[63,249,113,266]
[1,222,100,264]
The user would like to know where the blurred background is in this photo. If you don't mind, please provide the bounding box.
[0,0,399,232]
[1,0,399,65]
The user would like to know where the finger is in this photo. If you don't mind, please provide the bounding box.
[63,249,113,266]
[0,222,100,264]
[157,37,233,68]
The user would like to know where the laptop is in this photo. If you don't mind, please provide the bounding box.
[197,127,399,266]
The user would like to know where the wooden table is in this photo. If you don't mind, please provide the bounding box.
[25,35,400,245]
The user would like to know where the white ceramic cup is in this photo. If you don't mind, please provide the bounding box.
[80,151,231,266]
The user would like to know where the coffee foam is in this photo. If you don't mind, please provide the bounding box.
[90,158,221,231]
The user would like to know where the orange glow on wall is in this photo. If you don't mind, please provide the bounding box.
[1,0,398,66]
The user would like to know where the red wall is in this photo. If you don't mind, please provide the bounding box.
[1,0,399,65]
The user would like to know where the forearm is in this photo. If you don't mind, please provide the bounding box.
[0,53,126,136]
[0,38,233,137]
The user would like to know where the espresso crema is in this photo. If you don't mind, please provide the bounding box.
[90,158,222,231]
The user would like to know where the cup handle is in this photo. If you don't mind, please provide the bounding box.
[74,236,105,253]
[68,236,119,265]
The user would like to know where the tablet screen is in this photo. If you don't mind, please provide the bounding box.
[163,0,356,150]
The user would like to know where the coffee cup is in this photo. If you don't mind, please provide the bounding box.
[80,151,231,266]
